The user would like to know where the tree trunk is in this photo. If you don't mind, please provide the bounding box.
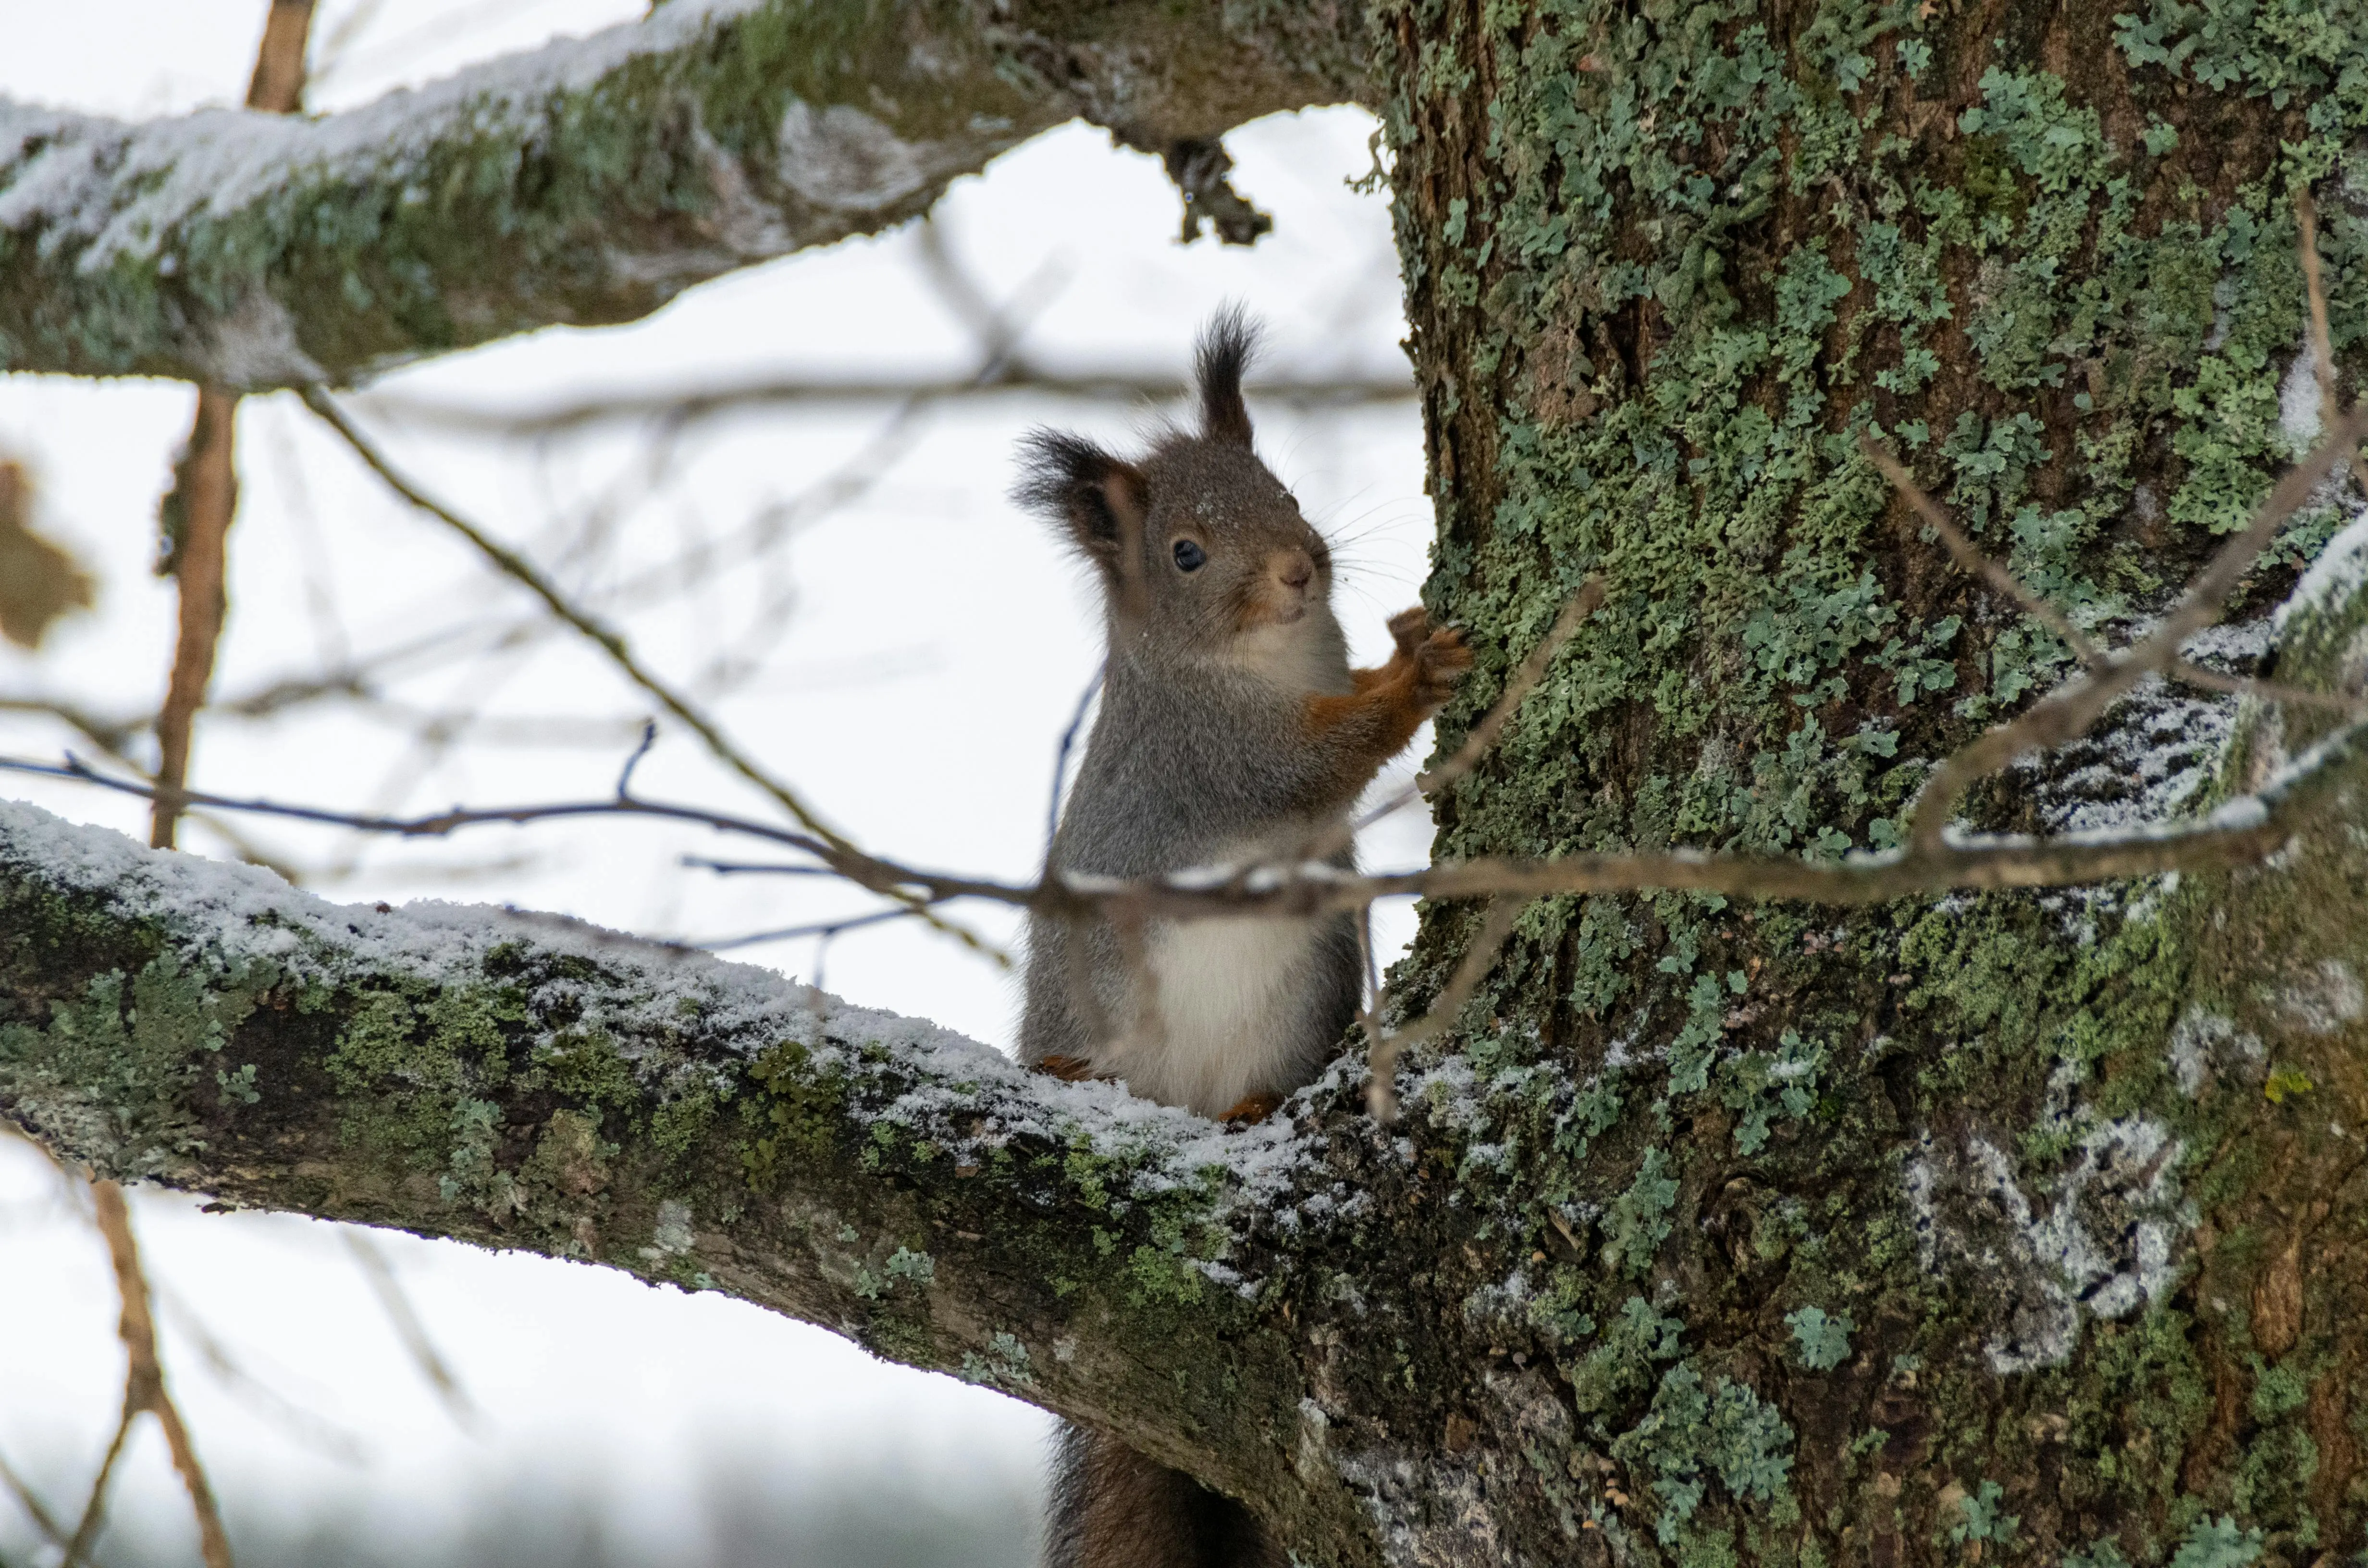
[1375,0,2368,1564]
[6,2,2368,1566]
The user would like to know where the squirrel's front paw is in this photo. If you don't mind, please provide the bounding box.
[1385,606,1433,659]
[1412,625,1473,706]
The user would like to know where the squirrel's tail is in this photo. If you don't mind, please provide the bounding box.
[1043,1422,1283,1568]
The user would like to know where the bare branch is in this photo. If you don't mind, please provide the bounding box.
[2295,183,2368,501]
[2167,658,2368,715]
[151,388,241,849]
[147,1282,369,1465]
[1366,898,1523,1121]
[687,905,923,952]
[616,720,658,797]
[0,697,144,759]
[1904,407,2368,855]
[297,389,1005,963]
[243,1,315,114]
[358,371,1417,441]
[75,1182,233,1568]
[343,1233,478,1433]
[0,1445,107,1568]
[1859,436,2104,666]
[60,1406,132,1568]
[8,693,2368,923]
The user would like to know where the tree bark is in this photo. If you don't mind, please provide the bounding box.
[1377,0,2368,1564]
[7,1,2368,1565]
[0,0,1370,387]
[0,800,1376,1555]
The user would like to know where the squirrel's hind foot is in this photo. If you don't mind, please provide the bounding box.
[1219,1092,1285,1125]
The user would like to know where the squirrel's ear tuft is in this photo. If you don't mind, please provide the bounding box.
[1014,429,1148,568]
[1196,306,1259,448]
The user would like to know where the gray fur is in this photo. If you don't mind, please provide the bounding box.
[1013,314,1373,1568]
[1015,344,1367,1110]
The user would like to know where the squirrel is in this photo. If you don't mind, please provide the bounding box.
[1012,309,1470,1568]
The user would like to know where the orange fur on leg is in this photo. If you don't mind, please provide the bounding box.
[1308,611,1472,785]
[1219,1092,1284,1125]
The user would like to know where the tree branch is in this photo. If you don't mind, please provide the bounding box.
[151,390,241,850]
[358,369,1418,438]
[0,798,1345,1499]
[298,387,1001,960]
[151,2,317,852]
[71,1180,234,1568]
[0,0,1369,387]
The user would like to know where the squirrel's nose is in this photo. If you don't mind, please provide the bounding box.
[1275,549,1315,593]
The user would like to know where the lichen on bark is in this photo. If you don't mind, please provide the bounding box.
[1374,0,2368,1561]
[11,0,2368,1561]
[0,0,1371,387]
[0,798,1317,1515]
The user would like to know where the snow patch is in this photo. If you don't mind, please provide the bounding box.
[2281,338,2327,456]
[1904,1117,2190,1375]
[2017,670,2236,835]
[2165,1005,2265,1096]
[0,0,771,269]
[2270,956,2364,1035]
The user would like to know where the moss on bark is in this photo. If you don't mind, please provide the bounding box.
[0,0,1370,387]
[1373,0,2368,1562]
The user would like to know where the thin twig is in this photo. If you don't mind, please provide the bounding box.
[243,0,316,114]
[0,1445,109,1568]
[1367,898,1523,1121]
[1860,437,2105,666]
[8,706,2368,916]
[148,1282,369,1465]
[358,371,1417,439]
[297,389,1004,965]
[70,1182,234,1568]
[2294,184,2368,500]
[616,720,657,796]
[1904,407,2368,854]
[2167,658,2368,715]
[343,1232,478,1433]
[689,905,920,951]
[151,388,240,849]
[1046,662,1103,854]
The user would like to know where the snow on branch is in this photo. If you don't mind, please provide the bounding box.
[0,0,1367,386]
[0,796,1326,1463]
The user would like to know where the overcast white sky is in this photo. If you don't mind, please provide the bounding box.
[0,5,1432,1562]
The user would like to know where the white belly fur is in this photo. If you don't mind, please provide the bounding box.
[1098,914,1325,1118]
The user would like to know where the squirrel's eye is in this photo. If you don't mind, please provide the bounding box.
[1172,539,1208,573]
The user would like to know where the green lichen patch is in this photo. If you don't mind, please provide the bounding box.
[1375,0,2368,1556]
